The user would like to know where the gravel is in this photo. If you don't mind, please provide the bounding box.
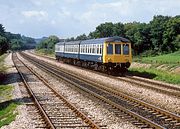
[19,53,139,129]
[1,53,35,129]
[25,52,180,115]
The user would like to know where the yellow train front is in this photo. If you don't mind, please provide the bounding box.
[102,37,132,74]
[55,36,132,74]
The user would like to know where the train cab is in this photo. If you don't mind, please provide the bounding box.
[102,37,132,71]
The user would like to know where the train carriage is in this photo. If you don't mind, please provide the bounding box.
[55,36,132,74]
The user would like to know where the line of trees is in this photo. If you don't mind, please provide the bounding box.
[0,24,36,55]
[24,15,180,57]
[67,15,180,56]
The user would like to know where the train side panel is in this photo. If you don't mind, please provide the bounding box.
[79,54,102,63]
[63,53,79,59]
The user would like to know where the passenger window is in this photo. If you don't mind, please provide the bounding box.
[115,44,121,54]
[100,45,102,54]
[123,44,129,55]
[92,45,95,53]
[107,44,113,54]
[97,45,99,54]
[87,45,89,53]
[86,46,88,53]
[90,46,91,53]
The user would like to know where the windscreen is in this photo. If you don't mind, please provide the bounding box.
[107,44,113,54]
[115,44,121,54]
[123,44,129,55]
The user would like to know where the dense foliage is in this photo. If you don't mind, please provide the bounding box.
[0,24,8,55]
[71,15,180,55]
[5,32,36,50]
[36,35,60,54]
[0,24,36,55]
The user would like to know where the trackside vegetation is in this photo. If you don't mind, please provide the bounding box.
[0,85,18,128]
[36,48,55,57]
[133,51,180,64]
[0,54,18,127]
[130,51,180,85]
[129,67,180,85]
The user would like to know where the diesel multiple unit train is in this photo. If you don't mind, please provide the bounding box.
[55,36,132,74]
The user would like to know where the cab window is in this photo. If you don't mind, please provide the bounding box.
[123,44,129,55]
[107,44,113,54]
[115,44,121,54]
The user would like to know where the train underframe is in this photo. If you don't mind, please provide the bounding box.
[56,56,130,75]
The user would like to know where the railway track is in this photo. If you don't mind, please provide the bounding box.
[117,76,180,98]
[30,51,180,98]
[21,52,180,129]
[12,53,102,129]
[18,82,48,129]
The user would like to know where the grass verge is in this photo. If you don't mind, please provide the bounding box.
[0,102,18,128]
[129,67,180,85]
[35,49,55,57]
[133,50,180,64]
[0,85,18,128]
[0,54,18,127]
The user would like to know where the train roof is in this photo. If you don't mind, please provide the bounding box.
[56,40,80,45]
[81,36,130,44]
[56,36,130,45]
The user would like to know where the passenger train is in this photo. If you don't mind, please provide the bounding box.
[55,36,132,74]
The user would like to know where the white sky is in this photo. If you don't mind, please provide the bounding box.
[0,0,179,38]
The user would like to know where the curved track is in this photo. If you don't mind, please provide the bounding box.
[13,53,102,129]
[21,52,180,129]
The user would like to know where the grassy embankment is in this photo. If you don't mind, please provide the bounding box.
[35,49,55,57]
[130,51,180,85]
[0,54,18,128]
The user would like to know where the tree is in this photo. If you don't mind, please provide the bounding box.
[95,22,114,38]
[0,36,8,55]
[36,35,60,50]
[113,22,125,37]
[0,24,5,36]
[124,22,151,55]
[88,31,99,39]
[163,16,180,52]
[124,22,139,52]
[172,35,180,50]
[46,35,59,49]
[149,15,171,52]
[133,23,151,54]
[0,24,8,55]
[10,39,23,50]
[76,34,87,40]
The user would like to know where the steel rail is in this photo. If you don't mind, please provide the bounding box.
[116,76,180,98]
[20,52,180,129]
[14,52,101,129]
[12,53,55,129]
[126,75,180,91]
